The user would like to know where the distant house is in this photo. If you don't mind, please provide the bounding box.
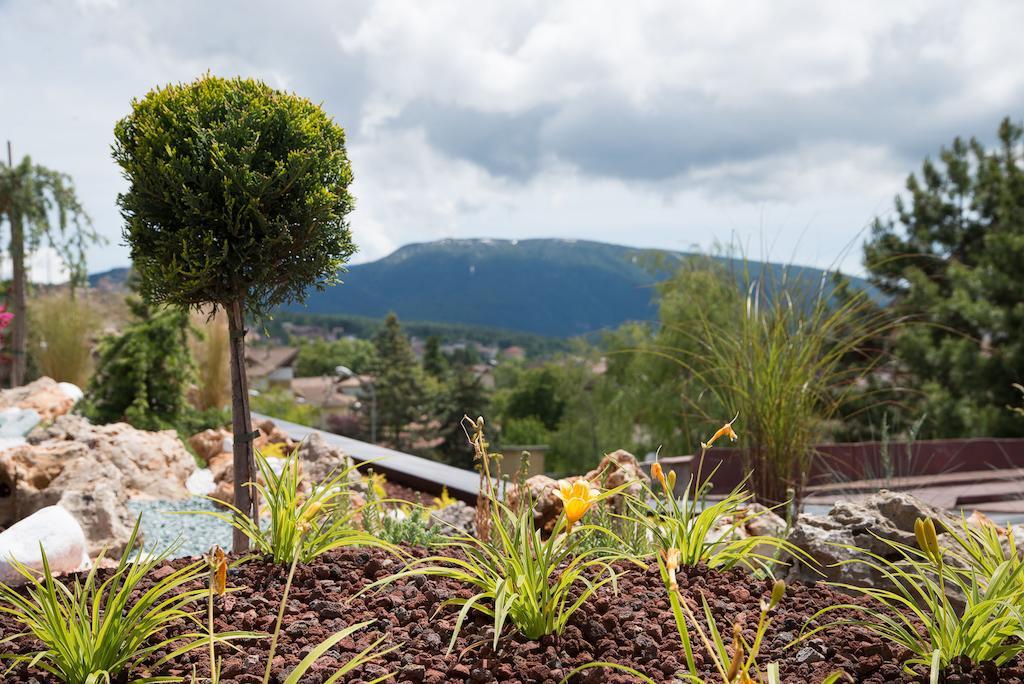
[470,363,496,390]
[501,345,526,361]
[245,345,299,391]
[290,376,359,423]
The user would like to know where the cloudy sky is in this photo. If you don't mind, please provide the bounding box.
[3,0,1024,278]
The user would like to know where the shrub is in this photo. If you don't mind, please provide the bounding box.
[81,295,194,432]
[500,415,550,446]
[0,520,242,684]
[193,445,391,564]
[250,388,322,428]
[27,291,100,387]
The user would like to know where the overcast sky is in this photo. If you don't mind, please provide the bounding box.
[4,0,1024,279]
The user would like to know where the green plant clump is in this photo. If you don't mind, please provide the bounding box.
[193,444,392,564]
[0,520,247,684]
[802,516,1024,678]
[366,417,639,651]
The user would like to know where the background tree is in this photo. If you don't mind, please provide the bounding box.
[864,117,1024,438]
[113,75,356,550]
[294,336,377,377]
[434,367,489,468]
[0,148,100,386]
[371,313,425,449]
[422,335,448,378]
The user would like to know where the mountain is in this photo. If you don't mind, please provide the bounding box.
[284,238,880,338]
[87,267,131,291]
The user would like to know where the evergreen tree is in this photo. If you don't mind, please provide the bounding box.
[371,313,425,449]
[435,367,490,468]
[82,294,194,431]
[422,335,448,378]
[864,117,1024,438]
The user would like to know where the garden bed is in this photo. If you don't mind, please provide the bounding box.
[2,546,1017,683]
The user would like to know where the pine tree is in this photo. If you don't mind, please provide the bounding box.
[371,313,425,449]
[435,367,490,468]
[422,335,448,378]
[864,117,1024,437]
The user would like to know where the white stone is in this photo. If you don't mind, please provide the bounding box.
[57,382,84,403]
[0,407,40,438]
[186,468,216,496]
[0,505,90,585]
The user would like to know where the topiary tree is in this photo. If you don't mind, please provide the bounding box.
[113,75,356,551]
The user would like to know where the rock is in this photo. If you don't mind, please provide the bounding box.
[585,449,650,498]
[59,487,135,557]
[186,468,216,496]
[787,490,954,587]
[24,414,195,500]
[0,377,80,422]
[428,500,476,535]
[0,407,41,438]
[297,432,358,484]
[508,474,562,532]
[188,428,230,463]
[507,450,650,533]
[0,505,90,585]
[0,413,196,557]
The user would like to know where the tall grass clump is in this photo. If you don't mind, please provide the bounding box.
[190,308,230,412]
[658,262,898,505]
[28,291,100,387]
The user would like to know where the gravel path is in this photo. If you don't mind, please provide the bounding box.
[127,497,233,558]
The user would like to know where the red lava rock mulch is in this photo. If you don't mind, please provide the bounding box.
[1,546,1022,683]
[382,481,440,508]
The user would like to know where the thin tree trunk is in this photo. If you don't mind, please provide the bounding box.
[9,207,26,388]
[227,299,257,552]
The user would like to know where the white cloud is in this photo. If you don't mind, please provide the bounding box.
[3,0,1023,278]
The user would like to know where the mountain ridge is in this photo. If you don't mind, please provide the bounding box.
[283,238,879,337]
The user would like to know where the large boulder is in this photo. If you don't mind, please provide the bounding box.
[0,506,90,585]
[0,414,196,556]
[26,414,195,500]
[0,377,81,422]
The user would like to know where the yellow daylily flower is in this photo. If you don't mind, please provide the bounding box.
[554,479,599,532]
[662,547,681,592]
[207,545,227,597]
[701,413,740,449]
[651,461,666,488]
